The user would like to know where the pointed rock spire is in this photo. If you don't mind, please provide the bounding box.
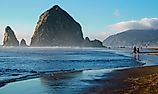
[3,26,19,46]
[20,39,27,47]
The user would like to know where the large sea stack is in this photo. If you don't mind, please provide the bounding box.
[3,26,19,46]
[31,5,84,46]
[30,5,103,47]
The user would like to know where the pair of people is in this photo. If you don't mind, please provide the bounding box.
[133,46,139,60]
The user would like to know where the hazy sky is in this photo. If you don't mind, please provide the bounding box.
[0,0,158,45]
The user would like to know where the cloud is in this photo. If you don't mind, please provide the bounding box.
[109,18,158,31]
[113,9,120,17]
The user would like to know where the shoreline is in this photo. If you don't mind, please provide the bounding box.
[1,48,158,94]
[2,66,158,94]
[86,51,158,94]
[0,69,84,88]
[87,65,158,94]
[0,68,120,94]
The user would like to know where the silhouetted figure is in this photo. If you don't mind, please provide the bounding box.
[133,46,140,60]
[133,46,137,59]
[137,48,139,53]
[133,46,137,54]
[136,48,140,60]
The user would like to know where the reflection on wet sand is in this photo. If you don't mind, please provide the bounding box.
[0,68,118,94]
[40,70,84,94]
[39,69,117,94]
[41,70,83,81]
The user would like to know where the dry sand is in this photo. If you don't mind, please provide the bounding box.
[87,66,158,94]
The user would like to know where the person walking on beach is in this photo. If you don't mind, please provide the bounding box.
[136,47,140,60]
[133,46,137,59]
[133,46,139,60]
[133,46,137,54]
[137,48,139,53]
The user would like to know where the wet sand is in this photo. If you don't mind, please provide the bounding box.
[144,47,158,55]
[0,68,115,94]
[2,64,158,94]
[1,48,158,94]
[87,66,158,94]
[141,51,158,55]
[147,47,158,50]
[0,70,84,94]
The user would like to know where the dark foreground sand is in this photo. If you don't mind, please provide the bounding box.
[87,66,158,94]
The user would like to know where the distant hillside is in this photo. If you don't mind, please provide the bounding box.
[103,29,158,47]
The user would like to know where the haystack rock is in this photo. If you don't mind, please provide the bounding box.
[20,39,27,46]
[3,26,19,46]
[30,5,104,47]
[31,5,84,46]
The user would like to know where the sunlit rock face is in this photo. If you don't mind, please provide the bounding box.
[3,26,19,46]
[20,39,27,47]
[30,5,84,47]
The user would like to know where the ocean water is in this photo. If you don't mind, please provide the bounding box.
[0,47,142,87]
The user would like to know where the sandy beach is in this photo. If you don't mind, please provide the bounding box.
[87,66,158,94]
[85,48,158,94]
[1,47,158,94]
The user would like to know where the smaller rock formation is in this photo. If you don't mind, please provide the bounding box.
[85,37,90,42]
[20,39,27,47]
[83,37,103,47]
[89,39,104,47]
[3,26,19,46]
